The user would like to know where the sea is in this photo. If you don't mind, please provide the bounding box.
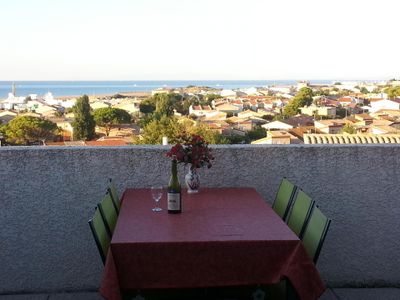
[0,80,340,99]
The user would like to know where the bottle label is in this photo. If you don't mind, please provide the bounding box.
[168,192,181,211]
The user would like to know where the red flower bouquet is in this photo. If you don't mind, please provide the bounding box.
[166,134,214,169]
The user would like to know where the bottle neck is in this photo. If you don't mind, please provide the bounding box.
[171,159,178,178]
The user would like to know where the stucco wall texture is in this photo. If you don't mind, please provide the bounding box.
[1,145,400,293]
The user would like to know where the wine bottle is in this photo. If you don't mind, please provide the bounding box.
[168,159,182,213]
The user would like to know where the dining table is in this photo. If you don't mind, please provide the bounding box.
[100,187,325,300]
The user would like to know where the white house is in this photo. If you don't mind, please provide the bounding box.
[26,100,46,111]
[189,105,214,117]
[261,120,294,130]
[240,87,259,95]
[314,119,348,134]
[35,105,57,116]
[389,80,400,86]
[43,92,59,106]
[0,93,25,110]
[59,99,77,109]
[371,125,399,135]
[202,111,227,121]
[300,105,336,117]
[215,103,242,115]
[251,131,299,145]
[370,99,400,113]
[334,82,358,91]
[220,89,237,97]
[268,86,292,94]
[48,118,74,141]
[238,110,263,119]
[151,87,172,96]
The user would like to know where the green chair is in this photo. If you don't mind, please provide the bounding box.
[302,206,331,264]
[98,192,118,237]
[286,189,315,239]
[272,177,297,221]
[108,178,121,213]
[88,207,111,264]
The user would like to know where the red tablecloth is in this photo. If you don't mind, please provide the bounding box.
[100,188,325,300]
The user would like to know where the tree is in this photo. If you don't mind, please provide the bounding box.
[338,89,351,96]
[140,93,184,116]
[203,94,222,106]
[72,95,96,141]
[139,98,156,114]
[283,87,314,117]
[273,114,284,121]
[134,116,229,145]
[4,116,58,145]
[134,116,184,144]
[155,93,175,116]
[313,89,330,96]
[186,122,229,144]
[225,134,248,144]
[341,123,356,134]
[296,87,314,104]
[247,126,267,141]
[181,99,194,115]
[384,86,400,99]
[336,107,348,118]
[359,87,369,94]
[93,107,131,136]
[282,105,298,118]
[261,114,274,121]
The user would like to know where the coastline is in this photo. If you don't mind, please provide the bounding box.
[57,91,151,99]
[0,80,282,99]
[0,79,386,99]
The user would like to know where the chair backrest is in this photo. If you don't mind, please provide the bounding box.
[286,189,315,239]
[302,206,331,264]
[98,192,118,237]
[108,178,120,213]
[88,207,111,264]
[272,178,297,220]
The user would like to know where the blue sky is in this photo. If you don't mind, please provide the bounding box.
[0,0,399,80]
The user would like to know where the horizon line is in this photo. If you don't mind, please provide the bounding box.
[0,78,394,82]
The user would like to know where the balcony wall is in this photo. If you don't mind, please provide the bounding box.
[1,145,400,293]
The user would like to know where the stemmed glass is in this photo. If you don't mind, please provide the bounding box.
[151,186,163,212]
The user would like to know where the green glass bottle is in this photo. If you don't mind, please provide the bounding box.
[168,159,182,213]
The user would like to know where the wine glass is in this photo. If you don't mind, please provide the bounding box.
[151,186,163,212]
